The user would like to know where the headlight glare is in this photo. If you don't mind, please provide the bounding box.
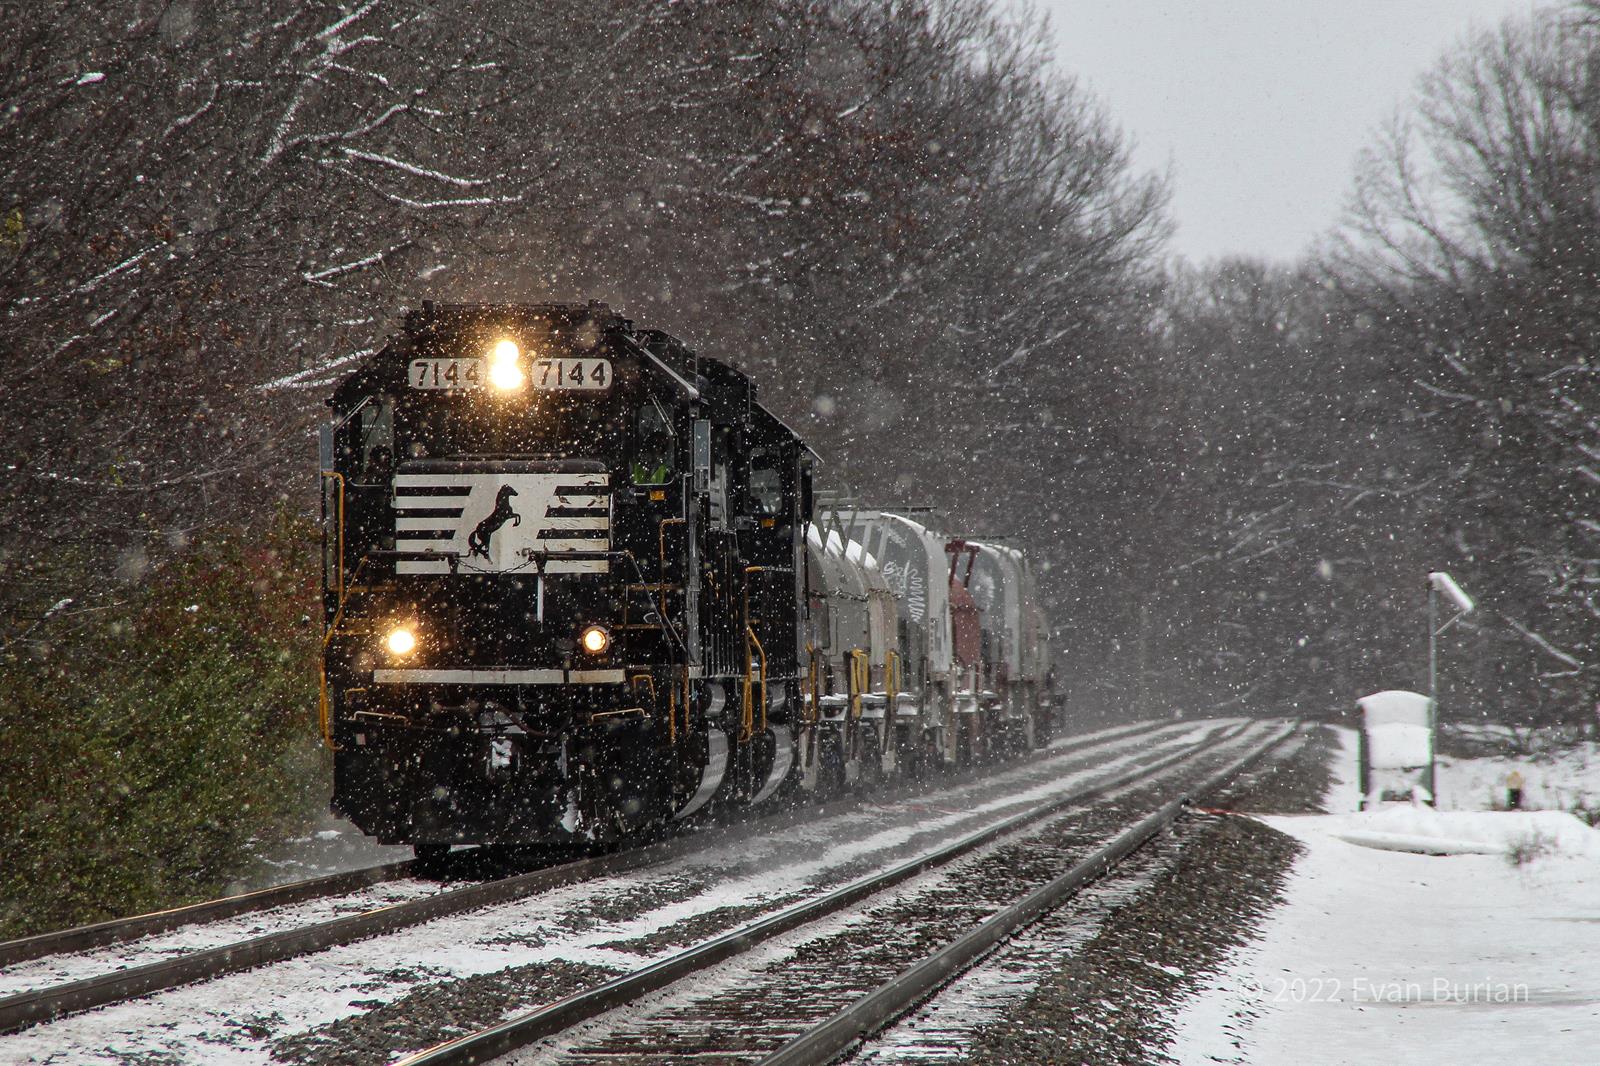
[489,360,525,391]
[491,338,520,364]
[580,624,610,655]
[385,626,418,656]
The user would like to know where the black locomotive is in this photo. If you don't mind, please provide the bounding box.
[319,302,1058,858]
[320,302,809,856]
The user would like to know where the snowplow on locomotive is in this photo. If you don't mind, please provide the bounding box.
[318,302,1058,858]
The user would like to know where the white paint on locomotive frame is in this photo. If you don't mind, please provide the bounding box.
[371,668,628,685]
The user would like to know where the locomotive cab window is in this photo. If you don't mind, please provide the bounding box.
[356,400,394,484]
[708,426,734,527]
[333,399,395,486]
[631,402,675,485]
[748,447,784,518]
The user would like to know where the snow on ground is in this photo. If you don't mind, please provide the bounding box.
[1167,726,1600,1064]
[0,876,450,999]
[504,727,1281,1066]
[1311,806,1600,858]
[1320,723,1600,817]
[1436,739,1600,817]
[237,811,413,892]
[849,852,1163,1064]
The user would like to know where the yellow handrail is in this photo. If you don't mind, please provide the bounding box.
[681,667,692,744]
[744,624,768,739]
[315,470,348,750]
[667,674,678,744]
[849,648,869,720]
[657,518,685,623]
[318,664,336,750]
[317,556,366,752]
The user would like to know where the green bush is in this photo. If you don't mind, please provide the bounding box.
[0,512,328,938]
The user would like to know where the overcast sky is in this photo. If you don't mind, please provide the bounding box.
[1037,0,1550,263]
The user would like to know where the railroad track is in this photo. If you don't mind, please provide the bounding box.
[0,718,1171,1039]
[388,720,1296,1066]
[766,727,1305,1066]
[0,860,417,970]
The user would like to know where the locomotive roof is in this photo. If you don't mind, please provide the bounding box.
[327,302,814,454]
[404,299,627,333]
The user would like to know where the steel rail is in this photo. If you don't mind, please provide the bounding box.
[760,722,1304,1066]
[0,718,1172,1035]
[0,860,415,969]
[389,721,1260,1066]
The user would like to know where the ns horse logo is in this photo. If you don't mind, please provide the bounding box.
[467,485,521,561]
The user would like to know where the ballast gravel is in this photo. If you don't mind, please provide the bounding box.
[940,725,1334,1066]
[271,958,618,1066]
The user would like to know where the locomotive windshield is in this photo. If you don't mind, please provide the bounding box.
[748,446,784,516]
[394,390,626,460]
[631,403,676,484]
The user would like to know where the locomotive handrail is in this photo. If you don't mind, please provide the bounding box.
[657,517,686,623]
[804,643,820,725]
[739,564,789,741]
[319,470,346,604]
[743,624,768,741]
[672,666,694,745]
[885,648,901,737]
[616,549,688,661]
[668,669,678,744]
[317,555,368,751]
[849,648,870,720]
[739,564,791,638]
[629,672,657,708]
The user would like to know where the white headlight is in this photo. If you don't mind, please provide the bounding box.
[491,338,520,364]
[580,625,610,655]
[385,626,417,656]
[489,360,525,391]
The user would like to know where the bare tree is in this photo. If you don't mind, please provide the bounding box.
[2,0,1171,723]
[1326,4,1600,721]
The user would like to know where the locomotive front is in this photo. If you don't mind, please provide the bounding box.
[320,302,712,854]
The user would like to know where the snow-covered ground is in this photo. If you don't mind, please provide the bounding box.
[1436,734,1600,817]
[1168,727,1600,1064]
[235,811,414,894]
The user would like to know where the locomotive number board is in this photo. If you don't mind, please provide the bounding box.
[534,357,611,390]
[410,358,482,390]
[406,357,613,391]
